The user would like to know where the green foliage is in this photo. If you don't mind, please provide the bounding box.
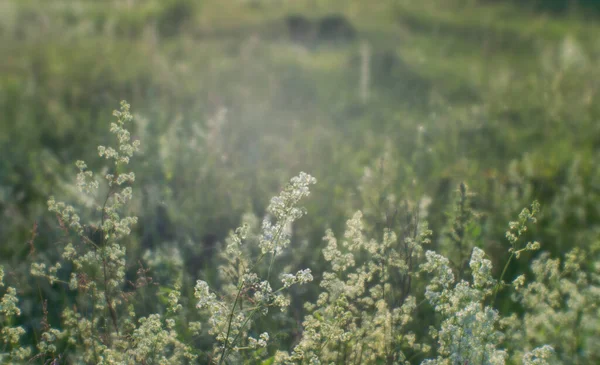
[0,102,565,364]
[1,0,599,363]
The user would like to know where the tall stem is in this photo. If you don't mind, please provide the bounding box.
[492,252,514,306]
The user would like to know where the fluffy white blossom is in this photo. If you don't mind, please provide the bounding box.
[522,345,555,365]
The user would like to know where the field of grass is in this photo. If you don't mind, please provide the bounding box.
[1,0,599,363]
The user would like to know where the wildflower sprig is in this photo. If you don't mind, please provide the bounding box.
[506,200,541,259]
[195,173,316,364]
[31,102,198,364]
[260,172,316,256]
[0,267,31,362]
[493,201,541,304]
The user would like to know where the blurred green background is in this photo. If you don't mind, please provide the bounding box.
[1,0,600,360]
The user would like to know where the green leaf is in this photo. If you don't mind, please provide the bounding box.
[260,356,275,365]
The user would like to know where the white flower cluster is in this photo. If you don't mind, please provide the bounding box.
[506,247,599,363]
[0,266,32,362]
[522,345,556,365]
[421,248,507,365]
[75,160,99,194]
[281,269,313,288]
[260,172,316,255]
[126,314,195,363]
[47,197,84,235]
[30,262,62,285]
[98,101,140,166]
[278,210,431,364]
[506,201,541,258]
[246,332,269,350]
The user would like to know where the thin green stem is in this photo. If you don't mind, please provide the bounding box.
[218,284,244,365]
[492,252,514,306]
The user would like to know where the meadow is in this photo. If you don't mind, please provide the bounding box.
[1,0,599,363]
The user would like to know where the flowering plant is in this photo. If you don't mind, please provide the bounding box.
[3,102,596,365]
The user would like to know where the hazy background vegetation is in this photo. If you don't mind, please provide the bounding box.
[1,0,599,360]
